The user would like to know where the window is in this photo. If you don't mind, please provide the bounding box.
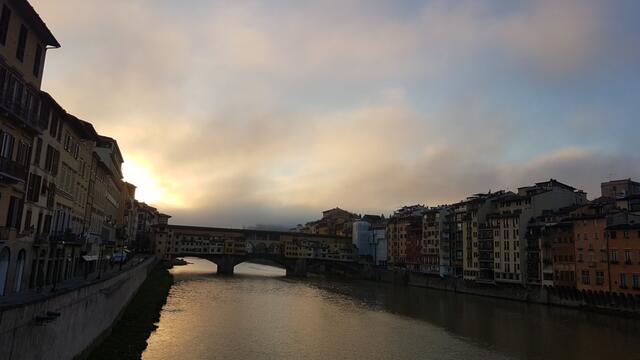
[581,270,590,285]
[620,273,627,288]
[625,250,632,264]
[44,145,59,175]
[5,196,22,229]
[50,114,59,137]
[504,230,509,240]
[16,24,28,62]
[609,250,618,263]
[33,44,42,77]
[15,141,30,167]
[26,173,41,202]
[0,131,14,159]
[633,274,640,289]
[33,137,42,166]
[0,5,10,46]
[23,210,31,232]
[596,271,604,285]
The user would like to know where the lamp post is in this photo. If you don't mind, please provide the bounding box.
[97,244,103,280]
[369,226,379,266]
[50,249,58,293]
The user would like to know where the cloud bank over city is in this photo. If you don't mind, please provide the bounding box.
[33,0,640,227]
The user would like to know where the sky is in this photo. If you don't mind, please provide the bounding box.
[31,0,640,227]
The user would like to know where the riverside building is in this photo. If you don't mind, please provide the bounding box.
[0,0,159,297]
[0,0,60,295]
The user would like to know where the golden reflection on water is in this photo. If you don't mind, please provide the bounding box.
[142,258,640,360]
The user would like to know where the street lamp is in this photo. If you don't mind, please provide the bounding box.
[97,244,103,280]
[369,226,379,266]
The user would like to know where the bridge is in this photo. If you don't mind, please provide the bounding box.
[151,224,360,277]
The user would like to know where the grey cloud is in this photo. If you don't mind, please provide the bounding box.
[27,0,636,227]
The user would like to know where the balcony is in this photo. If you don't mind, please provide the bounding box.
[0,156,28,182]
[0,65,47,133]
[33,233,49,245]
[49,231,84,245]
[0,227,17,242]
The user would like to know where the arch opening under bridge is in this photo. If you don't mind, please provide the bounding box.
[172,253,309,277]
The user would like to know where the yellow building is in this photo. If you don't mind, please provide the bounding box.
[0,0,60,296]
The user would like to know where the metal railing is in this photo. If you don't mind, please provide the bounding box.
[0,227,16,241]
[0,156,28,182]
[0,64,47,133]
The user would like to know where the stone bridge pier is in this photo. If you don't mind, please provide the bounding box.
[189,255,309,277]
[285,258,307,278]
[215,255,236,276]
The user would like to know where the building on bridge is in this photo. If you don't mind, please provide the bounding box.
[151,224,357,276]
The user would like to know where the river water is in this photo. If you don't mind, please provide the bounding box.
[142,258,640,360]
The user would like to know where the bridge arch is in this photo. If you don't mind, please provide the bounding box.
[172,253,308,277]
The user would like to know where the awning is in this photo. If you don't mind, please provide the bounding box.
[82,255,99,261]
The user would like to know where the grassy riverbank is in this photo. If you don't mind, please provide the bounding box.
[88,264,174,360]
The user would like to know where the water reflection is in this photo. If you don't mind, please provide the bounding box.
[143,258,640,360]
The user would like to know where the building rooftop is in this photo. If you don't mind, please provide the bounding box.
[606,223,640,231]
[602,178,640,185]
[161,224,352,240]
[11,0,60,47]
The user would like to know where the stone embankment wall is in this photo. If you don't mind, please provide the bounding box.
[359,267,640,316]
[0,257,157,360]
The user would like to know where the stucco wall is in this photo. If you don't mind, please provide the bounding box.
[0,257,157,360]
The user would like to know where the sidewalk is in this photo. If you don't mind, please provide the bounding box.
[0,255,154,311]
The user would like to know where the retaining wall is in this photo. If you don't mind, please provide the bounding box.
[360,267,640,316]
[0,257,157,360]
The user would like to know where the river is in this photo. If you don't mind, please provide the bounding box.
[142,258,640,360]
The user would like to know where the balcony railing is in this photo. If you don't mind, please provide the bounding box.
[49,231,84,244]
[0,227,16,241]
[0,156,27,182]
[0,64,47,133]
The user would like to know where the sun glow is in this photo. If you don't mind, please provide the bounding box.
[122,160,166,205]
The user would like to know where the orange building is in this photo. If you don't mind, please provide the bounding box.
[549,221,576,287]
[573,215,610,292]
[606,223,640,295]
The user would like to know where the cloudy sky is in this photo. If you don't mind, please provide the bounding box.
[32,0,640,227]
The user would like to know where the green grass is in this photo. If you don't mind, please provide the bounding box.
[88,264,174,360]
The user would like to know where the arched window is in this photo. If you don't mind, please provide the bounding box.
[14,249,25,292]
[0,247,10,296]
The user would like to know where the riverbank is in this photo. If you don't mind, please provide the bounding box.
[88,264,173,360]
[354,267,640,317]
[0,257,157,360]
